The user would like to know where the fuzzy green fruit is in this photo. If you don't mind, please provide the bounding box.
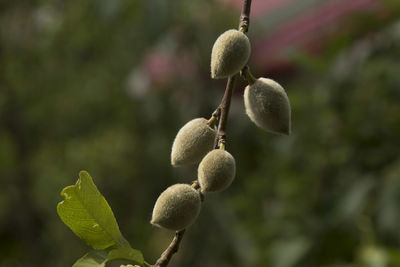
[151,184,201,231]
[211,29,251,79]
[198,149,236,193]
[171,118,216,166]
[244,78,291,135]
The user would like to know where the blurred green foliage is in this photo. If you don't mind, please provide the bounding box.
[1,0,400,266]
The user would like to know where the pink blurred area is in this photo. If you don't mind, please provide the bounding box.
[126,45,198,98]
[129,0,388,97]
[143,50,198,86]
[223,0,294,17]
[143,51,175,86]
[225,0,384,71]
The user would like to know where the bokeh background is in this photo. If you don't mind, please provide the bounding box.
[1,0,400,266]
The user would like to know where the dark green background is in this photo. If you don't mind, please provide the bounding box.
[1,0,400,266]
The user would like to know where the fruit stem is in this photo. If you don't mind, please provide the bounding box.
[191,180,200,190]
[219,142,226,150]
[241,65,256,85]
[207,108,221,127]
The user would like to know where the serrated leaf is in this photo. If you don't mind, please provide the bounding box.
[57,171,130,250]
[108,247,144,265]
[73,250,108,267]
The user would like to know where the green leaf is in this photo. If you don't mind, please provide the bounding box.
[72,248,144,267]
[73,250,108,267]
[107,247,144,265]
[57,170,130,250]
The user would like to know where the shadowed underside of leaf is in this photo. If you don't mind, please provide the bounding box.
[57,171,130,250]
[73,248,144,267]
[107,247,144,264]
[73,250,108,267]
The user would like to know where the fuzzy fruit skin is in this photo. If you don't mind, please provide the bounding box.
[198,149,236,193]
[171,118,216,166]
[151,184,201,231]
[211,29,251,79]
[244,78,291,135]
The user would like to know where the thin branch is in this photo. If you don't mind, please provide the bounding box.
[239,0,252,33]
[154,230,186,267]
[214,75,236,148]
[153,0,253,266]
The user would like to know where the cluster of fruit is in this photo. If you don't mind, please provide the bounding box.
[150,28,291,231]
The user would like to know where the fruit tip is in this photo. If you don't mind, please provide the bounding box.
[150,220,161,228]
